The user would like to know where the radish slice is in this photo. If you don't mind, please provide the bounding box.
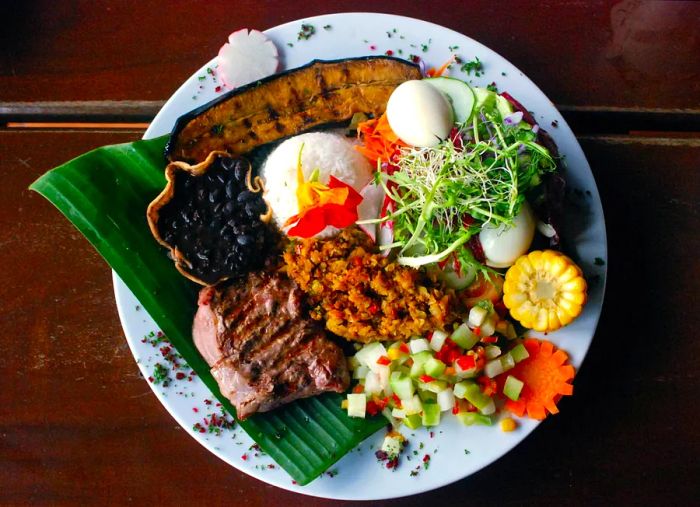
[218,29,279,89]
[356,182,386,242]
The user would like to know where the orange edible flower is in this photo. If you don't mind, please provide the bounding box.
[284,144,362,238]
[500,339,575,420]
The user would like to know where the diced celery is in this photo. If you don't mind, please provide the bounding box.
[437,388,455,412]
[423,357,446,378]
[422,402,441,426]
[500,352,515,372]
[451,323,479,350]
[409,338,430,354]
[404,413,423,429]
[409,350,433,378]
[468,305,488,327]
[510,343,530,363]
[485,345,501,359]
[355,342,387,371]
[480,316,496,337]
[353,364,369,380]
[346,393,366,418]
[390,372,415,400]
[429,330,448,351]
[456,412,492,426]
[484,358,504,378]
[391,408,406,419]
[402,394,423,415]
[364,371,382,395]
[503,375,524,401]
[421,380,448,393]
[462,382,493,411]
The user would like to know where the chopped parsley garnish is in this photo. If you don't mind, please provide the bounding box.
[487,82,498,93]
[323,24,332,30]
[152,363,170,386]
[297,23,315,41]
[460,56,483,76]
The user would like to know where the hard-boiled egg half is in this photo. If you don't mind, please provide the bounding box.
[479,202,536,268]
[386,80,453,147]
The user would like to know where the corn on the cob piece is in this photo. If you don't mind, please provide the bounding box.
[503,250,587,333]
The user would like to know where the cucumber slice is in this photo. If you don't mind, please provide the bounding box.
[510,343,530,363]
[459,381,493,411]
[422,402,441,427]
[424,77,476,124]
[473,87,496,112]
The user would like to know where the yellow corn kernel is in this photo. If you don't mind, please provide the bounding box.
[341,399,349,409]
[500,417,517,432]
[503,250,588,333]
[387,348,403,360]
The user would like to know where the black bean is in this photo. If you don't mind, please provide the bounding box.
[236,235,253,246]
[237,190,254,203]
[234,164,247,182]
[223,201,235,216]
[225,180,235,199]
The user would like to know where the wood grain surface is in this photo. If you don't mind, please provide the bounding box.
[1,1,699,505]
[1,0,699,110]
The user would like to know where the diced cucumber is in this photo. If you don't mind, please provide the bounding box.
[510,343,530,363]
[402,394,423,415]
[391,408,407,419]
[409,338,430,354]
[424,76,476,124]
[503,375,524,401]
[468,305,489,327]
[355,342,387,371]
[500,352,515,372]
[421,380,448,394]
[364,370,382,395]
[346,393,366,418]
[422,402,441,427]
[453,381,469,400]
[381,434,405,457]
[353,364,369,380]
[423,357,446,378]
[418,390,437,403]
[480,398,496,415]
[437,388,455,412]
[409,350,433,378]
[390,372,415,400]
[484,358,504,378]
[456,412,493,426]
[485,345,501,359]
[429,330,449,352]
[480,316,496,338]
[404,413,423,429]
[451,323,479,350]
[461,382,493,411]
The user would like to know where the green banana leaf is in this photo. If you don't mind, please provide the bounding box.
[29,135,386,485]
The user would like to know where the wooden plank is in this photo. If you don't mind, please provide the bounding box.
[1,1,698,110]
[1,129,698,503]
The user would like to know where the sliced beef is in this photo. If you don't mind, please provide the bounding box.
[192,271,349,420]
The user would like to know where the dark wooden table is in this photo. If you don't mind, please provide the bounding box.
[2,1,699,505]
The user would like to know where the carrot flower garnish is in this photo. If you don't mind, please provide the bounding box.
[284,144,363,238]
[355,113,406,167]
[499,339,575,420]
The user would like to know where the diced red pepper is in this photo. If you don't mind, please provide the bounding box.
[419,375,435,383]
[366,401,380,416]
[392,393,402,408]
[399,343,410,354]
[376,355,392,366]
[452,399,460,415]
[481,335,498,344]
[473,326,482,336]
[426,331,434,341]
[456,355,476,371]
[353,384,364,393]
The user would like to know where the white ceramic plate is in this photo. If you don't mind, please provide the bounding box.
[113,12,607,500]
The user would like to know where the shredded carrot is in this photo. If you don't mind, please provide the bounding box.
[426,55,456,77]
[500,339,575,420]
[355,113,407,165]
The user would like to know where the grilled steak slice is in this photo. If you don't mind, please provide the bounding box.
[192,271,349,420]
